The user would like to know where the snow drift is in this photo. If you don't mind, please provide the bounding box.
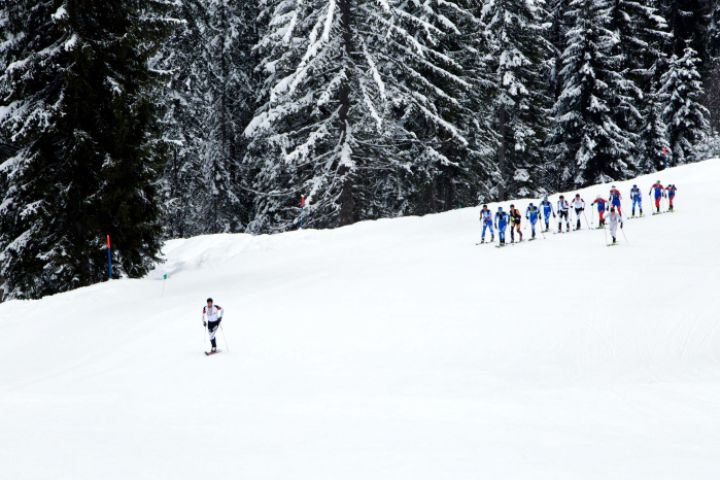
[1,160,720,479]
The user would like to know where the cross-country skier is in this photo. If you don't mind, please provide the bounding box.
[571,194,586,230]
[495,207,509,246]
[525,202,540,239]
[591,195,608,227]
[649,180,665,213]
[666,184,677,211]
[509,204,523,243]
[606,206,623,245]
[609,185,623,215]
[479,204,494,243]
[202,297,224,354]
[540,196,555,232]
[630,184,643,217]
[557,195,571,232]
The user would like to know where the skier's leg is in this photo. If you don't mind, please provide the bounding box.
[208,321,219,350]
[482,223,487,241]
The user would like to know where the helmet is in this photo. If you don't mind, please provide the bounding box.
[498,206,504,212]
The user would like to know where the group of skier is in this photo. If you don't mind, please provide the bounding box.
[479,180,678,246]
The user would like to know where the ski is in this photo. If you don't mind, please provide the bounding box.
[606,243,619,247]
[204,350,222,356]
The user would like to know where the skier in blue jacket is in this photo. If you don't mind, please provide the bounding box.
[539,196,555,232]
[479,204,494,243]
[630,184,643,217]
[526,202,540,239]
[495,207,509,246]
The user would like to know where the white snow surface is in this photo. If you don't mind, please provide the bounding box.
[2,160,720,479]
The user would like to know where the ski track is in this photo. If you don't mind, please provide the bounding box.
[1,160,720,479]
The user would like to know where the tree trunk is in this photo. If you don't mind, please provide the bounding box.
[497,106,509,200]
[337,0,355,226]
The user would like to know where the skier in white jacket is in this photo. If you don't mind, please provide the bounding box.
[202,298,224,353]
[571,194,586,230]
[607,207,623,244]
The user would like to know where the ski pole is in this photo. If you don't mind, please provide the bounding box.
[620,219,630,244]
[220,324,230,353]
[583,210,591,230]
[603,224,608,245]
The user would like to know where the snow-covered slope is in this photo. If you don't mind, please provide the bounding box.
[2,160,720,480]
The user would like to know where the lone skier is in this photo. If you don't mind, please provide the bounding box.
[479,204,494,243]
[540,196,555,232]
[557,195,571,232]
[606,206,623,245]
[630,184,643,217]
[495,207,509,246]
[591,195,608,227]
[526,202,540,239]
[609,185,623,216]
[666,184,677,211]
[649,180,665,213]
[509,204,523,243]
[571,194,586,230]
[202,297,224,354]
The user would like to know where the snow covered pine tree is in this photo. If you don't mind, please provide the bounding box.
[549,0,636,188]
[245,0,494,232]
[0,0,175,300]
[659,47,710,166]
[481,0,553,199]
[159,0,259,236]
